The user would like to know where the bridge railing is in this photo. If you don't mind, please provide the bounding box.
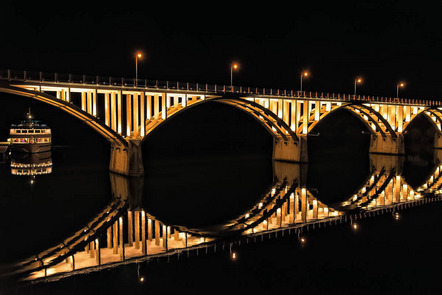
[1,69,441,106]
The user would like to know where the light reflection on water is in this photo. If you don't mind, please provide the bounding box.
[1,147,441,288]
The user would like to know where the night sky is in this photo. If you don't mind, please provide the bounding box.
[2,1,442,100]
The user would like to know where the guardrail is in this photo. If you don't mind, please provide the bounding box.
[1,69,440,106]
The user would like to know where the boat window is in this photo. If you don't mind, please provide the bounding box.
[16,130,21,134]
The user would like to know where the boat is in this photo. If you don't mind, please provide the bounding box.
[9,109,52,153]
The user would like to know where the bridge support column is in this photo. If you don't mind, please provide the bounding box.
[434,133,442,149]
[369,133,405,155]
[272,134,308,163]
[109,139,144,176]
[273,161,308,187]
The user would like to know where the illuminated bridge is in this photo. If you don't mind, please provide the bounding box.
[2,69,442,176]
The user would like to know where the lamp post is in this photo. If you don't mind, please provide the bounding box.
[397,82,405,98]
[135,52,142,85]
[354,78,362,96]
[300,71,309,92]
[230,63,239,90]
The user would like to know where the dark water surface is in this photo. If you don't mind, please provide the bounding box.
[1,94,442,294]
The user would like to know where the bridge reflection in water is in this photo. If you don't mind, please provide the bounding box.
[3,151,442,284]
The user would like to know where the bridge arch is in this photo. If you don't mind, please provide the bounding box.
[406,107,442,135]
[0,82,127,147]
[302,102,397,139]
[140,94,298,144]
[403,107,442,149]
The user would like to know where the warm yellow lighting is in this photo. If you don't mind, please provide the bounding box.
[137,53,142,59]
[303,71,309,77]
[356,78,362,84]
[300,237,306,243]
[232,63,239,70]
[352,223,358,230]
[399,82,405,87]
[139,276,145,282]
[232,252,237,260]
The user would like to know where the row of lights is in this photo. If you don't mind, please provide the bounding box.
[295,71,406,97]
[134,51,407,97]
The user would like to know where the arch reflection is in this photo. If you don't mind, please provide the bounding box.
[2,153,441,284]
[416,150,442,195]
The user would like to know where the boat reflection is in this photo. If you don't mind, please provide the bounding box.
[2,152,442,284]
[9,151,52,182]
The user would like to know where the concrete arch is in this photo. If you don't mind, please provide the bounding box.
[420,108,442,135]
[305,102,397,139]
[140,94,298,144]
[403,107,442,149]
[0,82,127,147]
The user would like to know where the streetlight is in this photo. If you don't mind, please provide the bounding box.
[397,82,405,98]
[354,77,363,96]
[230,63,239,89]
[300,71,309,92]
[135,52,143,85]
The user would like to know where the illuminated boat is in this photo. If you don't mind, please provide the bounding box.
[9,109,52,153]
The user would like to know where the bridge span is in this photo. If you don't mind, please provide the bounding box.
[1,69,442,176]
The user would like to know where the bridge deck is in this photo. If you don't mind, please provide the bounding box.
[1,69,439,106]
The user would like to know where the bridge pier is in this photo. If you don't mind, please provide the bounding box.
[434,133,442,149]
[109,139,144,176]
[369,133,405,155]
[369,153,404,175]
[272,134,308,163]
[273,160,308,187]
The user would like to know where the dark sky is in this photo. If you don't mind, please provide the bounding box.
[1,1,442,100]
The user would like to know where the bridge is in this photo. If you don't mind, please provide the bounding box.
[2,69,442,176]
[2,151,442,283]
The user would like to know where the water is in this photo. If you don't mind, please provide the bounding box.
[1,95,442,294]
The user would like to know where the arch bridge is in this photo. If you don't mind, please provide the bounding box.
[2,69,442,176]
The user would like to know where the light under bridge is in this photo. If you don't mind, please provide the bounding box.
[2,69,442,176]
